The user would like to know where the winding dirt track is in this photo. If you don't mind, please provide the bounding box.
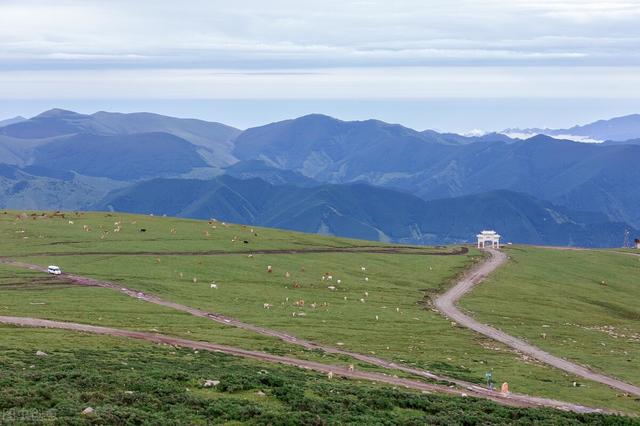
[0,256,610,413]
[0,315,601,413]
[434,248,640,398]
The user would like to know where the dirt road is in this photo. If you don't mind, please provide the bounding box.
[434,248,640,398]
[16,246,469,257]
[0,315,602,413]
[0,257,612,412]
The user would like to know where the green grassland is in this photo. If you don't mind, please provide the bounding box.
[0,211,393,256]
[1,211,640,419]
[0,265,344,365]
[3,328,631,425]
[461,246,640,389]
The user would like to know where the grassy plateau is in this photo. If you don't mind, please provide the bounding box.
[0,210,639,423]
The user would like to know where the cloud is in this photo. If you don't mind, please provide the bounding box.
[1,0,639,69]
[0,1,639,99]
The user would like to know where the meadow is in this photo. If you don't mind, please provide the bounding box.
[1,211,639,419]
[461,246,640,389]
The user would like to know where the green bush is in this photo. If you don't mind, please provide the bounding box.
[0,346,636,425]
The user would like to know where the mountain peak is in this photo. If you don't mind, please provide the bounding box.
[294,113,341,123]
[524,134,566,144]
[0,116,26,127]
[34,108,86,119]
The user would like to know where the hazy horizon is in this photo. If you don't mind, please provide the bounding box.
[2,98,639,133]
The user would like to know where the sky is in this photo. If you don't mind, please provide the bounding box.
[1,0,640,131]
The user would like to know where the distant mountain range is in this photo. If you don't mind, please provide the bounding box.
[0,108,239,168]
[0,108,639,247]
[502,114,640,142]
[96,176,633,247]
[231,115,640,228]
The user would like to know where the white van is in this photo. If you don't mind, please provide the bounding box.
[47,265,62,275]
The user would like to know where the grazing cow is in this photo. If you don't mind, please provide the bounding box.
[192,278,198,283]
[263,303,272,309]
[361,267,366,271]
[327,286,336,291]
[365,277,369,282]
[364,291,368,297]
[285,272,291,278]
[210,284,218,289]
[360,298,365,303]
[267,265,273,273]
[327,372,334,379]
[140,229,147,232]
[243,240,249,244]
[348,364,354,372]
[337,279,341,284]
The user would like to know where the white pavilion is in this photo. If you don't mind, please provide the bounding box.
[477,230,501,249]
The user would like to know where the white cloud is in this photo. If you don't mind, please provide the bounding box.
[0,0,639,68]
[0,1,639,99]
